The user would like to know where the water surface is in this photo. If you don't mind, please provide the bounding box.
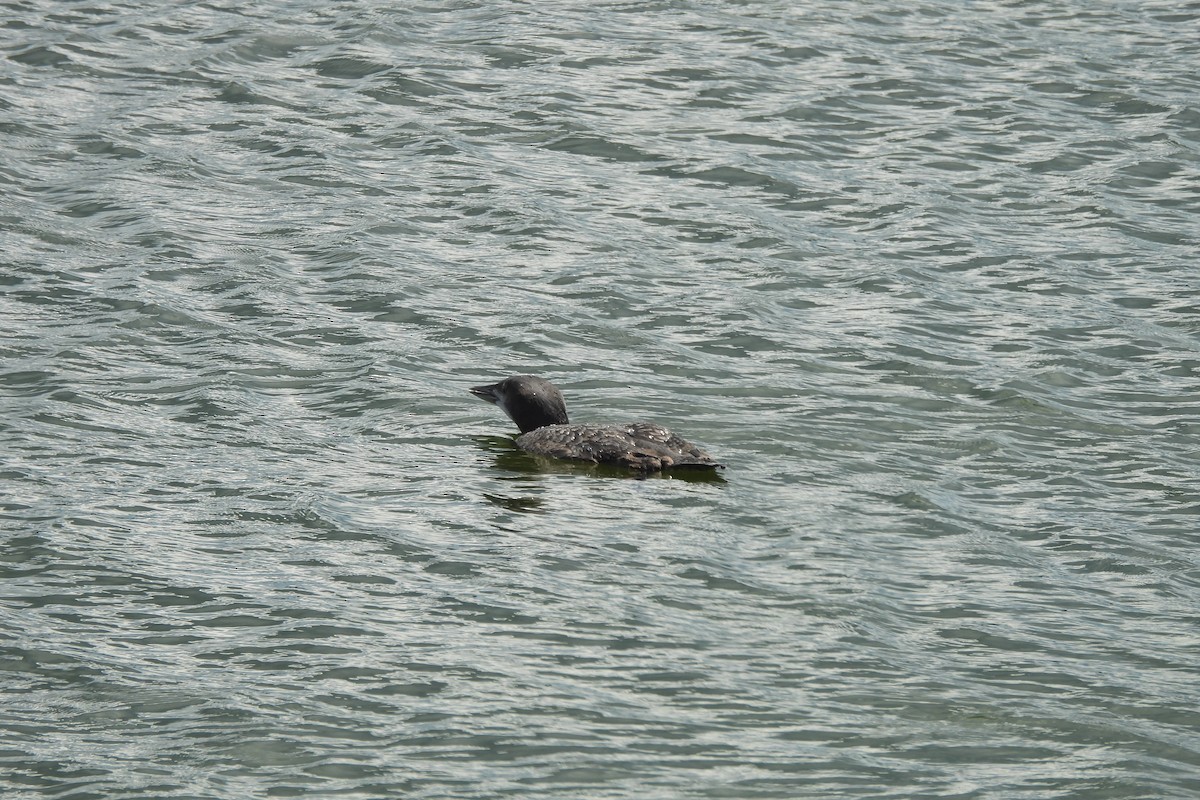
[3,1,1199,798]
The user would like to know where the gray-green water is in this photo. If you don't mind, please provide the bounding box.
[3,1,1199,798]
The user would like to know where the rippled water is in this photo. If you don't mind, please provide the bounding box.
[3,0,1199,797]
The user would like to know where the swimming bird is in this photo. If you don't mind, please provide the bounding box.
[469,375,723,472]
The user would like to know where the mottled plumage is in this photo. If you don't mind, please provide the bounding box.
[469,375,722,472]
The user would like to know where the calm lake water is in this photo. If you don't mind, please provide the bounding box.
[3,1,1199,798]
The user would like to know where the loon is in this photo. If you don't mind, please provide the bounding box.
[469,375,723,472]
